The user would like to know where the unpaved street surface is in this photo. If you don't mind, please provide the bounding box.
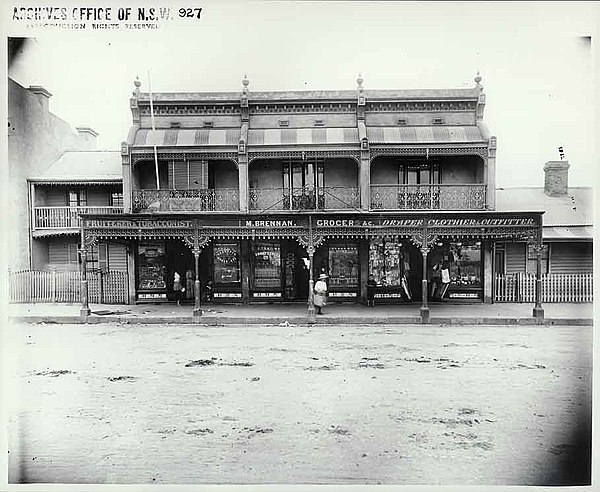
[6,322,591,485]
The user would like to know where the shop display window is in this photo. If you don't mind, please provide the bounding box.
[448,242,482,287]
[328,244,359,287]
[253,242,281,289]
[137,242,167,290]
[213,243,240,284]
[369,240,409,286]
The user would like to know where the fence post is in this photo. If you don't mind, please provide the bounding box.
[51,269,57,303]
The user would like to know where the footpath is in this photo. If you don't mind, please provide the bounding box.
[5,301,594,326]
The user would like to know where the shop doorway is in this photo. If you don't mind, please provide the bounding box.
[165,240,195,302]
[282,241,310,301]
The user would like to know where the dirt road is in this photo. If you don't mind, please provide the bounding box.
[6,322,591,485]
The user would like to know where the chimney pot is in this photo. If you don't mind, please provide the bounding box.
[543,160,570,196]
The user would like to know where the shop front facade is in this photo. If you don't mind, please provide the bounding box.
[78,75,547,319]
[81,212,543,311]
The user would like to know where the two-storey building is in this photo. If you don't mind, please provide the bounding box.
[80,74,545,320]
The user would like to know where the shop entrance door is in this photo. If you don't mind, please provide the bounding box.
[282,241,309,301]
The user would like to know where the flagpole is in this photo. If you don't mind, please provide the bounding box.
[148,70,160,190]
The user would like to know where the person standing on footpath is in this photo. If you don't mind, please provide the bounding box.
[314,273,328,315]
[173,271,183,306]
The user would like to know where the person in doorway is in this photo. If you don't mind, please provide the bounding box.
[185,270,194,300]
[314,273,328,315]
[173,271,183,305]
[439,260,451,300]
[367,275,377,307]
[205,279,213,302]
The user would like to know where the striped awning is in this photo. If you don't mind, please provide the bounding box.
[543,225,593,240]
[248,128,359,146]
[133,129,241,147]
[367,126,485,144]
[32,229,78,238]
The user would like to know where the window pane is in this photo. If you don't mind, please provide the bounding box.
[329,244,359,288]
[252,242,281,289]
[213,243,240,284]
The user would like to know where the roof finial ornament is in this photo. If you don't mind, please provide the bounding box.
[357,73,364,95]
[132,76,141,97]
[474,70,483,88]
[242,74,249,95]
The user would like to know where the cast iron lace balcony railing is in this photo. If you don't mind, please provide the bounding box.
[132,189,239,212]
[249,187,360,211]
[33,206,123,229]
[370,184,487,210]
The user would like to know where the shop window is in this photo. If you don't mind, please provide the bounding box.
[526,244,549,275]
[369,239,410,286]
[328,244,359,288]
[110,192,123,207]
[447,241,482,288]
[137,242,167,290]
[213,243,240,284]
[252,242,281,289]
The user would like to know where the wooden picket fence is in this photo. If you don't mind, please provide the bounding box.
[9,270,128,304]
[494,272,593,303]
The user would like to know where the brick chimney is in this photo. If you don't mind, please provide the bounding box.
[75,126,98,150]
[543,160,570,196]
[28,85,52,113]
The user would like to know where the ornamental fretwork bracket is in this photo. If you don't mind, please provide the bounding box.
[410,233,438,249]
[83,231,99,249]
[182,234,212,255]
[296,234,325,255]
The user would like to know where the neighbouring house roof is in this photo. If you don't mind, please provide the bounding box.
[496,187,593,239]
[28,151,122,184]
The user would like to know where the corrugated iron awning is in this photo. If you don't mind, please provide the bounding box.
[367,126,485,144]
[248,128,359,146]
[543,225,593,241]
[133,128,241,147]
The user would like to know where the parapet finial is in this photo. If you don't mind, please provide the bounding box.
[133,76,141,97]
[474,71,483,88]
[242,74,249,94]
[357,73,364,94]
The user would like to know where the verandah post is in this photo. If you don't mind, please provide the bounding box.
[420,246,430,323]
[307,215,316,324]
[532,235,544,320]
[193,250,201,316]
[79,222,90,318]
[419,217,430,324]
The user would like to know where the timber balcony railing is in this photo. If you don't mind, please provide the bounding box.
[249,187,360,211]
[132,189,240,212]
[370,184,487,210]
[33,206,123,229]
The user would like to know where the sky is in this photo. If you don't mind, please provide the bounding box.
[5,0,598,188]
